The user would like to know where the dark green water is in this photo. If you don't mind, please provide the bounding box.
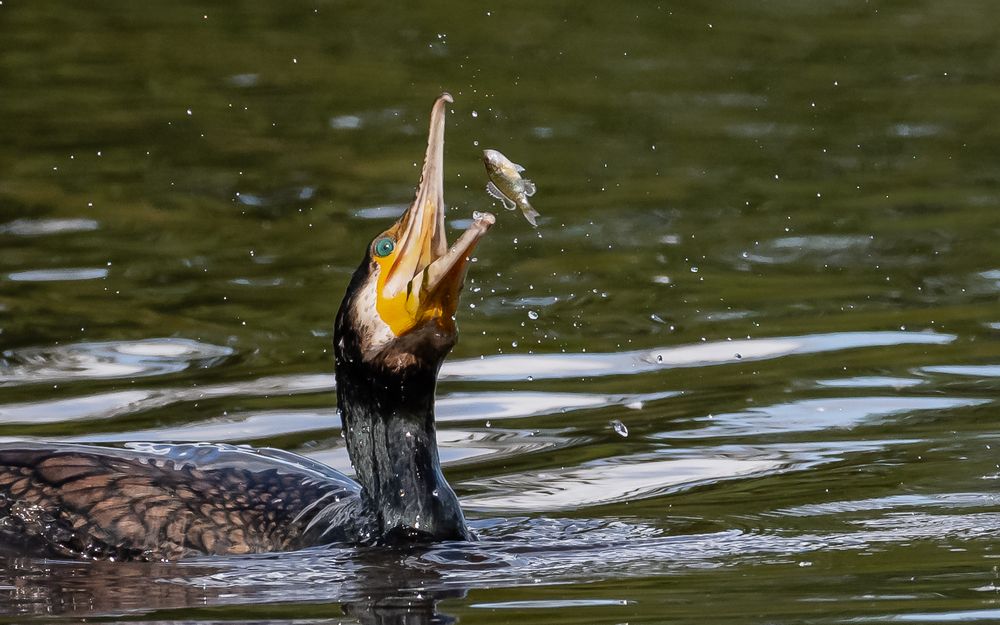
[1,1,999,622]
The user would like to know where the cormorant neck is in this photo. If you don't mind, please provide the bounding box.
[334,322,471,543]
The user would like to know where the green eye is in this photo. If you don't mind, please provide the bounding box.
[374,237,395,257]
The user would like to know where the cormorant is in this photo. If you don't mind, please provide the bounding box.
[0,93,495,560]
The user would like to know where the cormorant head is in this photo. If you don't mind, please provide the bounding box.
[335,94,495,375]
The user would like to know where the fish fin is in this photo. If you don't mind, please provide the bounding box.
[486,181,505,200]
[487,181,517,211]
[522,179,537,197]
[521,203,540,227]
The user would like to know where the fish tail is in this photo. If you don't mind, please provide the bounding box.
[521,201,540,227]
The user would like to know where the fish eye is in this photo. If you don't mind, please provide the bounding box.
[373,237,395,258]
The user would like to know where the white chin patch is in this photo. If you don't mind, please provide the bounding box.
[350,266,399,357]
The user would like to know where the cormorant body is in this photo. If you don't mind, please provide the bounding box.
[0,93,493,560]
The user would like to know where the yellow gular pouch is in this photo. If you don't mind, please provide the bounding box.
[372,236,446,337]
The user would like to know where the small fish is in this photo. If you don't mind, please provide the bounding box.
[482,149,540,227]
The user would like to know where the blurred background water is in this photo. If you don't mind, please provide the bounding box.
[1,1,999,623]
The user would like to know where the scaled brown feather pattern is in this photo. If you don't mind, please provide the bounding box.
[0,446,360,560]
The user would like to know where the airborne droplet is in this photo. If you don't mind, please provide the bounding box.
[610,419,629,438]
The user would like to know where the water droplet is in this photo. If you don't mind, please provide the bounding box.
[528,310,539,320]
[656,354,663,363]
[611,419,629,438]
[471,110,479,118]
[735,353,743,359]
[485,421,491,428]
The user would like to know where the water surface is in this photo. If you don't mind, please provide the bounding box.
[1,1,999,623]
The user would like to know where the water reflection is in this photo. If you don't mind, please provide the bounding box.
[6,267,108,282]
[669,396,988,438]
[922,365,1000,378]
[7,503,998,619]
[0,339,234,386]
[57,409,338,443]
[441,331,954,381]
[815,376,923,389]
[355,204,408,220]
[0,390,152,425]
[463,455,781,511]
[877,608,1000,622]
[3,0,1000,622]
[0,218,99,236]
[0,550,463,624]
[743,235,873,266]
[8,324,953,394]
[772,492,1000,518]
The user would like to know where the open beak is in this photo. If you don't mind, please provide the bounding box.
[382,93,495,326]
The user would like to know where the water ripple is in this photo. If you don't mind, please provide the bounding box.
[354,204,407,219]
[664,396,988,439]
[0,390,152,425]
[816,376,924,389]
[0,218,99,236]
[6,267,108,282]
[159,508,1000,600]
[770,492,1000,518]
[922,365,1000,378]
[463,455,782,511]
[441,331,954,381]
[743,235,873,266]
[0,339,234,386]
